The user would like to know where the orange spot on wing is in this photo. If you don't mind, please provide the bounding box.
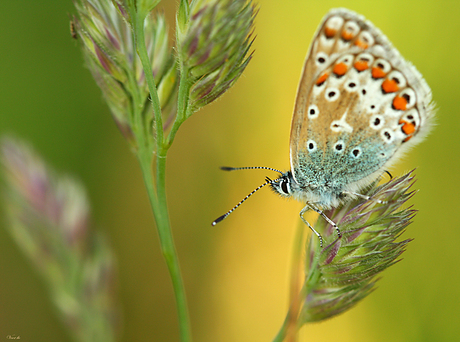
[372,66,387,79]
[382,79,399,93]
[354,39,369,49]
[333,62,348,76]
[354,60,369,71]
[399,119,416,135]
[324,27,337,38]
[341,30,354,41]
[393,96,408,111]
[316,72,329,86]
[403,135,413,142]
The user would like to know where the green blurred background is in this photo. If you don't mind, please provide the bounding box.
[1,0,459,341]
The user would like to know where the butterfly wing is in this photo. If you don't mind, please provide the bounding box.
[289,8,433,203]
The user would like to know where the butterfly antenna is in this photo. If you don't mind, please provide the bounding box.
[220,166,284,174]
[212,176,280,226]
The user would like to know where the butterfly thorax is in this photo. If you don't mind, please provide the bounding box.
[270,170,352,209]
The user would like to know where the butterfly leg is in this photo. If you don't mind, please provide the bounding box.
[343,191,387,205]
[342,171,393,204]
[308,203,342,239]
[300,204,324,248]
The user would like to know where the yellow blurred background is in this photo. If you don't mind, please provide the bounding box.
[1,0,459,341]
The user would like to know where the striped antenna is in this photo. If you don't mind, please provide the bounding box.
[220,166,284,174]
[211,166,283,226]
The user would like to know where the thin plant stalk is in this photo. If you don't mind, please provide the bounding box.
[129,7,192,342]
[166,64,191,148]
[272,219,306,342]
[273,287,306,342]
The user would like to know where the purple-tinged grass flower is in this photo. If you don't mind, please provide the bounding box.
[110,0,132,24]
[1,137,119,342]
[299,171,416,323]
[177,0,257,112]
[111,0,161,23]
[73,0,176,145]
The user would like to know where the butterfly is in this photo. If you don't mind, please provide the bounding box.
[212,8,434,247]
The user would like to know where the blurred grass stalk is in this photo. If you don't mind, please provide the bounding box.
[1,138,119,342]
[273,171,417,342]
[73,0,256,340]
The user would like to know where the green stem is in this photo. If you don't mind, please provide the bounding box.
[272,286,306,342]
[137,146,192,342]
[136,124,193,342]
[272,311,290,342]
[133,11,164,147]
[166,64,191,148]
[129,7,192,342]
[156,149,191,342]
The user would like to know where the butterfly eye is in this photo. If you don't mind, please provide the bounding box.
[280,179,290,195]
